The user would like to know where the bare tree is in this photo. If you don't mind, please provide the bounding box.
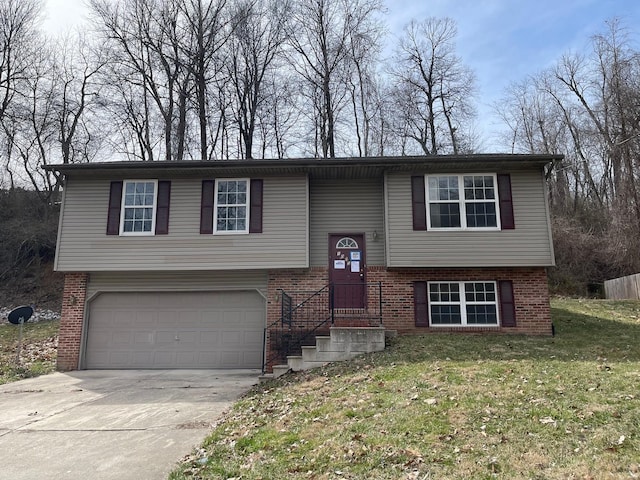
[389,18,476,155]
[179,0,229,161]
[497,18,640,291]
[90,0,194,161]
[0,0,42,123]
[5,44,56,197]
[0,0,43,187]
[286,0,383,158]
[0,32,106,199]
[226,0,289,159]
[90,0,237,161]
[345,0,384,156]
[52,34,107,165]
[255,69,302,158]
[0,0,88,198]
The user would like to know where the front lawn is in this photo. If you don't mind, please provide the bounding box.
[172,298,640,479]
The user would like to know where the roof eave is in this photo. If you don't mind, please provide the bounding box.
[43,154,562,176]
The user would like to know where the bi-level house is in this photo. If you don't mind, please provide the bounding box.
[46,154,558,373]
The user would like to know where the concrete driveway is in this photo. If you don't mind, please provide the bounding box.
[0,370,258,480]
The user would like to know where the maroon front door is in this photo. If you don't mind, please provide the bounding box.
[329,234,366,309]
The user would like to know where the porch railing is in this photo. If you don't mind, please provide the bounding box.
[262,282,382,373]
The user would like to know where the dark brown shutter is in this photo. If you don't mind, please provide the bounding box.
[497,174,515,230]
[200,180,215,234]
[414,281,430,327]
[249,179,263,233]
[499,280,516,327]
[411,175,427,230]
[155,181,171,235]
[106,181,123,235]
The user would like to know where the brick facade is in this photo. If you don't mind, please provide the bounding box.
[267,266,552,336]
[57,272,88,371]
[57,267,550,372]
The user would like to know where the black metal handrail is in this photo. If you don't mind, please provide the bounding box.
[262,282,383,374]
[262,286,332,373]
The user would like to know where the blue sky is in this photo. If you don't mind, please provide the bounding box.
[44,0,640,151]
[385,0,640,149]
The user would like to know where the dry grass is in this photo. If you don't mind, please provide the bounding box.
[0,320,59,384]
[171,298,640,479]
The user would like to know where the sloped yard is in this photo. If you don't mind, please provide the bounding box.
[172,298,640,480]
[0,315,59,385]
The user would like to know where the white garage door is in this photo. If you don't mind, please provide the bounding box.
[85,291,265,369]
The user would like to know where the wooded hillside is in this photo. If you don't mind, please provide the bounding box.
[0,189,61,309]
[0,1,638,295]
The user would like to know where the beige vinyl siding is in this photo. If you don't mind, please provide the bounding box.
[385,170,555,267]
[309,178,385,266]
[87,270,268,298]
[56,176,308,271]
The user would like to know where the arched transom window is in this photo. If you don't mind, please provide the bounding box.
[336,237,358,249]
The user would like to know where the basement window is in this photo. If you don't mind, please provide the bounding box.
[429,281,499,326]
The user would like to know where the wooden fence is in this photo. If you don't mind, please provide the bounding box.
[604,273,640,300]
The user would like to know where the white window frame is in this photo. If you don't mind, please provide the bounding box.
[119,180,158,236]
[425,173,501,231]
[213,178,250,235]
[336,237,359,249]
[428,281,500,327]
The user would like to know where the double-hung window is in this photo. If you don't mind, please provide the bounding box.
[214,178,249,233]
[429,281,499,326]
[120,180,157,235]
[427,174,500,230]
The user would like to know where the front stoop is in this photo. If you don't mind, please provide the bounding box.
[263,327,386,380]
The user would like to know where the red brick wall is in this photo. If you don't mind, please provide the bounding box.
[368,267,552,335]
[58,267,550,373]
[267,267,328,329]
[265,268,329,370]
[57,272,88,371]
[267,266,552,336]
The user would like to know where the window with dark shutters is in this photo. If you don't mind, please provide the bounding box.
[499,280,516,327]
[106,181,123,235]
[411,176,427,231]
[497,174,515,230]
[201,178,263,234]
[414,281,429,327]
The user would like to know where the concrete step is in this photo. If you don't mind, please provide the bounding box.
[287,355,327,372]
[272,364,291,378]
[301,345,353,363]
[314,336,332,352]
[286,355,304,371]
[330,326,385,342]
[263,327,388,378]
[300,345,317,360]
[329,327,386,353]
